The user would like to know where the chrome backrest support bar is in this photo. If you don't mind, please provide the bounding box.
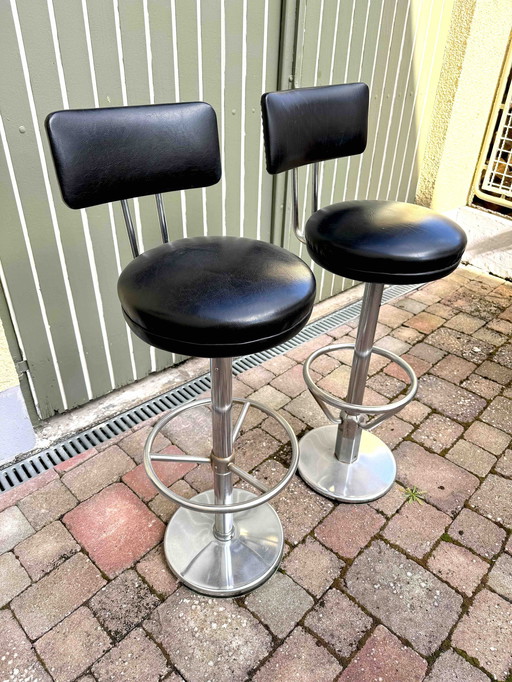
[155,193,169,243]
[291,163,320,245]
[120,199,139,258]
[121,194,171,260]
[312,162,319,213]
[291,168,307,244]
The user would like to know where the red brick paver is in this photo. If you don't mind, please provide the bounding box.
[63,483,164,577]
[315,504,385,559]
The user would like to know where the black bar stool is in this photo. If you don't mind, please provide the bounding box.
[262,83,466,503]
[46,102,316,596]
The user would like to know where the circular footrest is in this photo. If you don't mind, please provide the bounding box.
[303,343,418,428]
[143,396,298,514]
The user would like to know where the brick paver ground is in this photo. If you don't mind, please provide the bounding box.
[0,267,511,681]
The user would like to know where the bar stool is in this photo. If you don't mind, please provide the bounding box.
[46,102,316,596]
[262,83,467,503]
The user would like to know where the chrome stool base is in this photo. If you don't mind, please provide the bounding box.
[164,489,283,596]
[298,425,396,503]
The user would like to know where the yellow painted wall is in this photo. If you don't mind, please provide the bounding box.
[0,317,18,393]
[416,0,512,210]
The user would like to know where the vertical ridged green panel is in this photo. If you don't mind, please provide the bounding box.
[0,0,284,418]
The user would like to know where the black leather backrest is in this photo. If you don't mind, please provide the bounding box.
[261,83,369,174]
[46,102,221,209]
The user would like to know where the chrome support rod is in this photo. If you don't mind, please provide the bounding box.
[335,282,384,463]
[211,357,235,541]
[312,162,319,213]
[155,193,169,243]
[120,200,139,258]
[291,168,307,244]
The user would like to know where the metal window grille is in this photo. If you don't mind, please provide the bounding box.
[474,42,512,210]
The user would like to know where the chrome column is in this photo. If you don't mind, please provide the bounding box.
[210,357,235,541]
[335,282,384,463]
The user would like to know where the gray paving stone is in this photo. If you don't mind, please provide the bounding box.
[144,586,272,682]
[0,552,30,606]
[14,520,79,580]
[62,445,135,501]
[395,441,479,515]
[465,421,510,455]
[426,327,493,363]
[304,588,372,657]
[495,448,512,476]
[35,606,111,682]
[315,503,385,559]
[93,628,169,681]
[283,536,344,597]
[90,569,160,641]
[0,610,52,682]
[253,627,342,682]
[448,508,506,558]
[425,649,491,682]
[451,589,512,680]
[11,552,106,640]
[252,461,333,545]
[118,424,170,464]
[427,541,489,596]
[487,553,512,600]
[0,506,34,553]
[18,479,77,530]
[339,625,428,682]
[445,440,497,477]
[480,396,512,435]
[412,413,464,454]
[382,502,451,559]
[345,540,462,655]
[469,474,512,528]
[416,375,486,423]
[245,571,314,638]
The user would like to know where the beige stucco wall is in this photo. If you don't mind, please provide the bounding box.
[0,317,18,392]
[416,0,512,211]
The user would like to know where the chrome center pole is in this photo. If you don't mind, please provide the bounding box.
[335,282,384,463]
[211,357,235,541]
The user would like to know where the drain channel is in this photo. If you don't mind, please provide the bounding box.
[0,282,419,493]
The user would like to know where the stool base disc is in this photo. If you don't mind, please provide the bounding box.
[164,489,283,597]
[298,425,396,503]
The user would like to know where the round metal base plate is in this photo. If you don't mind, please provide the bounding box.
[298,425,396,503]
[164,489,283,597]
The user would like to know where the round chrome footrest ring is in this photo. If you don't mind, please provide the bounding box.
[298,425,396,503]
[164,489,283,596]
[143,396,298,514]
[303,342,418,421]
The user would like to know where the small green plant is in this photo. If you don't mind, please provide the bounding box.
[403,486,427,504]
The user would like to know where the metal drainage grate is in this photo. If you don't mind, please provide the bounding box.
[0,282,419,493]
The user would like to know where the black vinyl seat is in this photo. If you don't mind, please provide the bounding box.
[46,100,316,598]
[118,236,315,358]
[305,200,466,285]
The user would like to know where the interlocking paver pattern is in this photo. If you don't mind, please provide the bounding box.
[0,268,511,681]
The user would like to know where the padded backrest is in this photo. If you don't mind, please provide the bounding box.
[261,83,369,174]
[46,102,221,209]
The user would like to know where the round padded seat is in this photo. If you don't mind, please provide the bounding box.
[305,200,467,284]
[118,236,316,358]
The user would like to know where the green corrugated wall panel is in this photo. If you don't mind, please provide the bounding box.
[0,0,455,419]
